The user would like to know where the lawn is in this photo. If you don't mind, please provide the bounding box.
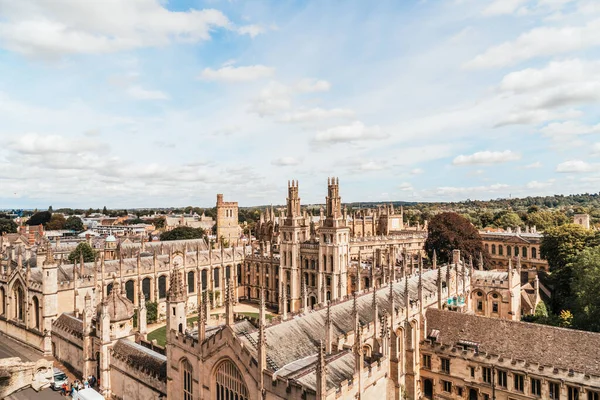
[146,313,273,347]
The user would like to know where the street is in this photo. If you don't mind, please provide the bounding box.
[0,333,62,400]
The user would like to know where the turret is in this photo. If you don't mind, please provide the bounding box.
[325,301,333,354]
[137,290,147,339]
[166,267,187,334]
[316,340,327,400]
[257,288,267,397]
[225,279,234,326]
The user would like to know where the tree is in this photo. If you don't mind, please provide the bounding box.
[45,214,66,230]
[26,211,52,226]
[65,216,84,232]
[424,212,489,266]
[534,301,549,319]
[0,217,17,235]
[570,247,600,332]
[493,211,523,229]
[541,224,596,313]
[68,242,97,263]
[147,302,158,324]
[160,226,205,241]
[102,206,108,215]
[526,210,568,230]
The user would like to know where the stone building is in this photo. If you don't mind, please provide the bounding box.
[216,194,241,245]
[246,178,427,312]
[479,228,548,272]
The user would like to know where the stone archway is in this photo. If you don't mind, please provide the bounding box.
[423,378,433,399]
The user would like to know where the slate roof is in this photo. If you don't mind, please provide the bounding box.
[426,309,600,376]
[295,351,355,391]
[112,339,167,381]
[53,313,83,339]
[240,265,460,371]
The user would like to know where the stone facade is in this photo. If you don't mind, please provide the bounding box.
[216,194,241,245]
[480,229,548,272]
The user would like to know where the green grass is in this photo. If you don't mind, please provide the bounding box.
[146,313,273,346]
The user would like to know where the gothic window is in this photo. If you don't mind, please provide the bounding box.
[214,268,220,288]
[549,382,560,400]
[226,266,231,280]
[13,283,25,321]
[237,265,242,285]
[568,386,579,400]
[125,280,135,302]
[522,247,527,258]
[182,359,193,400]
[188,271,195,294]
[158,276,167,299]
[215,359,249,400]
[32,296,40,330]
[107,283,114,296]
[532,247,537,259]
[498,245,503,255]
[201,270,208,291]
[330,255,334,269]
[491,245,496,255]
[142,278,151,301]
[311,274,316,286]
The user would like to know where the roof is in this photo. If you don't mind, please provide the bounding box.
[97,283,135,322]
[426,309,600,376]
[112,339,167,381]
[53,313,83,339]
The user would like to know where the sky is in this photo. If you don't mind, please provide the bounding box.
[0,0,599,209]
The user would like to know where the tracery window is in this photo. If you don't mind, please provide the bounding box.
[188,271,195,294]
[182,359,193,400]
[158,275,167,299]
[215,360,248,400]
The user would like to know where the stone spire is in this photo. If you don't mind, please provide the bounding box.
[352,292,359,333]
[301,277,308,313]
[372,286,378,346]
[258,287,267,398]
[404,275,410,319]
[225,278,234,326]
[198,291,207,342]
[432,250,437,270]
[325,301,333,354]
[388,280,395,330]
[357,250,362,292]
[478,251,484,270]
[138,288,147,338]
[167,266,186,303]
[280,281,288,320]
[446,261,451,294]
[316,340,327,400]
[437,264,443,308]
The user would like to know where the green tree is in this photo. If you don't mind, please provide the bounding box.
[534,301,549,318]
[0,217,17,235]
[26,211,52,226]
[493,211,523,229]
[68,242,97,263]
[45,214,66,230]
[424,212,489,266]
[526,210,568,230]
[102,206,108,215]
[570,247,600,332]
[160,226,205,241]
[65,216,84,231]
[147,301,158,324]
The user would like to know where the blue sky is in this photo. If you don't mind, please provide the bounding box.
[0,0,599,209]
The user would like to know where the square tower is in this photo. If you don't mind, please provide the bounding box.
[216,194,240,245]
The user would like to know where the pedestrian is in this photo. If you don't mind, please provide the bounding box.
[84,379,89,389]
[61,382,67,396]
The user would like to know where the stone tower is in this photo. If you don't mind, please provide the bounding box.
[216,194,240,246]
[319,178,350,302]
[279,180,309,313]
[166,266,187,334]
[41,245,58,355]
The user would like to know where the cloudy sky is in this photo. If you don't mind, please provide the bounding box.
[0,0,599,209]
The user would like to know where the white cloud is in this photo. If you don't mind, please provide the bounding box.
[410,168,424,175]
[593,143,600,156]
[278,107,354,123]
[0,0,233,57]
[435,183,510,196]
[237,24,265,38]
[247,81,292,116]
[523,161,543,169]
[126,85,170,100]
[452,150,521,165]
[526,179,555,189]
[483,0,528,16]
[465,18,600,69]
[8,133,108,154]
[494,108,582,127]
[200,65,275,82]
[556,160,596,173]
[398,182,414,191]
[295,79,331,93]
[313,121,389,144]
[357,161,384,171]
[540,120,600,137]
[271,157,301,166]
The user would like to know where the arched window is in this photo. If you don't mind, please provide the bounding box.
[201,270,208,290]
[187,271,195,294]
[214,268,220,288]
[522,247,527,258]
[125,280,135,302]
[226,265,231,280]
[158,276,167,299]
[514,246,519,257]
[142,278,151,301]
[32,296,40,330]
[182,358,193,400]
[237,264,242,285]
[14,283,25,321]
[107,282,113,296]
[491,244,496,255]
[532,247,537,259]
[498,245,503,256]
[215,359,249,400]
[507,246,512,257]
[485,244,489,252]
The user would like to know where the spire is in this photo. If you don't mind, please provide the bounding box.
[432,250,437,269]
[437,264,443,308]
[257,287,267,397]
[225,278,234,326]
[478,251,484,270]
[352,291,359,333]
[372,286,378,343]
[388,279,395,327]
[316,340,327,400]
[167,265,186,303]
[301,277,308,313]
[199,291,207,342]
[325,301,333,354]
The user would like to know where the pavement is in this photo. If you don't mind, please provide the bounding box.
[0,333,63,400]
